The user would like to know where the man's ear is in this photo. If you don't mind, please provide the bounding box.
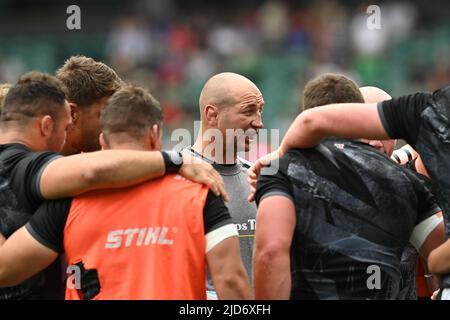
[39,115,54,138]
[204,105,219,126]
[68,102,80,124]
[149,124,162,151]
[99,133,109,150]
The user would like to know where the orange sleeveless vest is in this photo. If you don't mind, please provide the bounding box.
[63,174,209,300]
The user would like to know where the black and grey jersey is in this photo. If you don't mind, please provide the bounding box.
[378,86,450,235]
[256,138,440,300]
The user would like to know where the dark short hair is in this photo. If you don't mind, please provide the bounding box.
[1,72,67,124]
[101,85,163,141]
[302,73,364,111]
[56,55,123,108]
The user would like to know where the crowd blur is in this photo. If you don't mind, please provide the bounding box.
[0,0,449,148]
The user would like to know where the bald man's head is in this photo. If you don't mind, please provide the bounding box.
[195,72,264,157]
[359,86,392,103]
[359,86,395,156]
[198,72,261,116]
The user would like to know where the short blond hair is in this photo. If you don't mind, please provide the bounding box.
[56,55,123,108]
[0,83,12,110]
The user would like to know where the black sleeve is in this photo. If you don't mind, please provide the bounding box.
[255,153,294,206]
[377,92,430,148]
[10,152,61,211]
[25,198,72,253]
[405,170,442,224]
[203,191,233,234]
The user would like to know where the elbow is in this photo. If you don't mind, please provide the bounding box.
[253,242,291,300]
[254,242,288,268]
[285,110,324,149]
[215,268,252,300]
[298,110,323,137]
[80,162,105,188]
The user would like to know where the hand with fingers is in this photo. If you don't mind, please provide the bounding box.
[431,289,440,300]
[179,154,229,202]
[247,148,284,202]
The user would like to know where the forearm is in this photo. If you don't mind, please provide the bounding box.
[207,237,253,299]
[421,258,440,292]
[40,150,165,199]
[428,239,450,275]
[0,228,58,287]
[415,156,430,178]
[0,237,23,286]
[254,248,291,299]
[281,103,387,153]
[0,261,21,287]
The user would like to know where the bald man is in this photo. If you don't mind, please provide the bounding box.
[183,72,264,297]
[358,87,396,157]
[253,74,443,299]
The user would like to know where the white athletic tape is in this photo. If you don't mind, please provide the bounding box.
[205,224,238,253]
[409,214,443,251]
[441,288,450,300]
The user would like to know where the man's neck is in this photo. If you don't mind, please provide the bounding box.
[192,135,237,165]
[0,130,40,150]
[61,144,79,156]
[108,142,150,151]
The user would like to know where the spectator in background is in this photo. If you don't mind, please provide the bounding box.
[106,16,153,74]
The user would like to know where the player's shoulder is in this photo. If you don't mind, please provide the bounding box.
[162,173,209,194]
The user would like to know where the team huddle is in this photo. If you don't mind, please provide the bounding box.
[0,55,449,300]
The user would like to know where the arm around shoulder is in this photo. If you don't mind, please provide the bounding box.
[39,150,165,199]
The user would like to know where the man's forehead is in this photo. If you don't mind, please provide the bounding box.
[238,93,264,106]
[236,86,264,104]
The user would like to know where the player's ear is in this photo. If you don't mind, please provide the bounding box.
[149,124,161,151]
[39,115,54,138]
[99,133,109,150]
[204,105,219,126]
[68,102,80,125]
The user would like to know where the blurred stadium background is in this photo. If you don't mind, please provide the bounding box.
[0,0,449,150]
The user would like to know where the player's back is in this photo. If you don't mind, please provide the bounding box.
[280,138,438,299]
[63,174,209,300]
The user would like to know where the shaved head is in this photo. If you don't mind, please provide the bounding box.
[359,86,395,156]
[193,72,264,161]
[199,72,260,115]
[359,86,392,103]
